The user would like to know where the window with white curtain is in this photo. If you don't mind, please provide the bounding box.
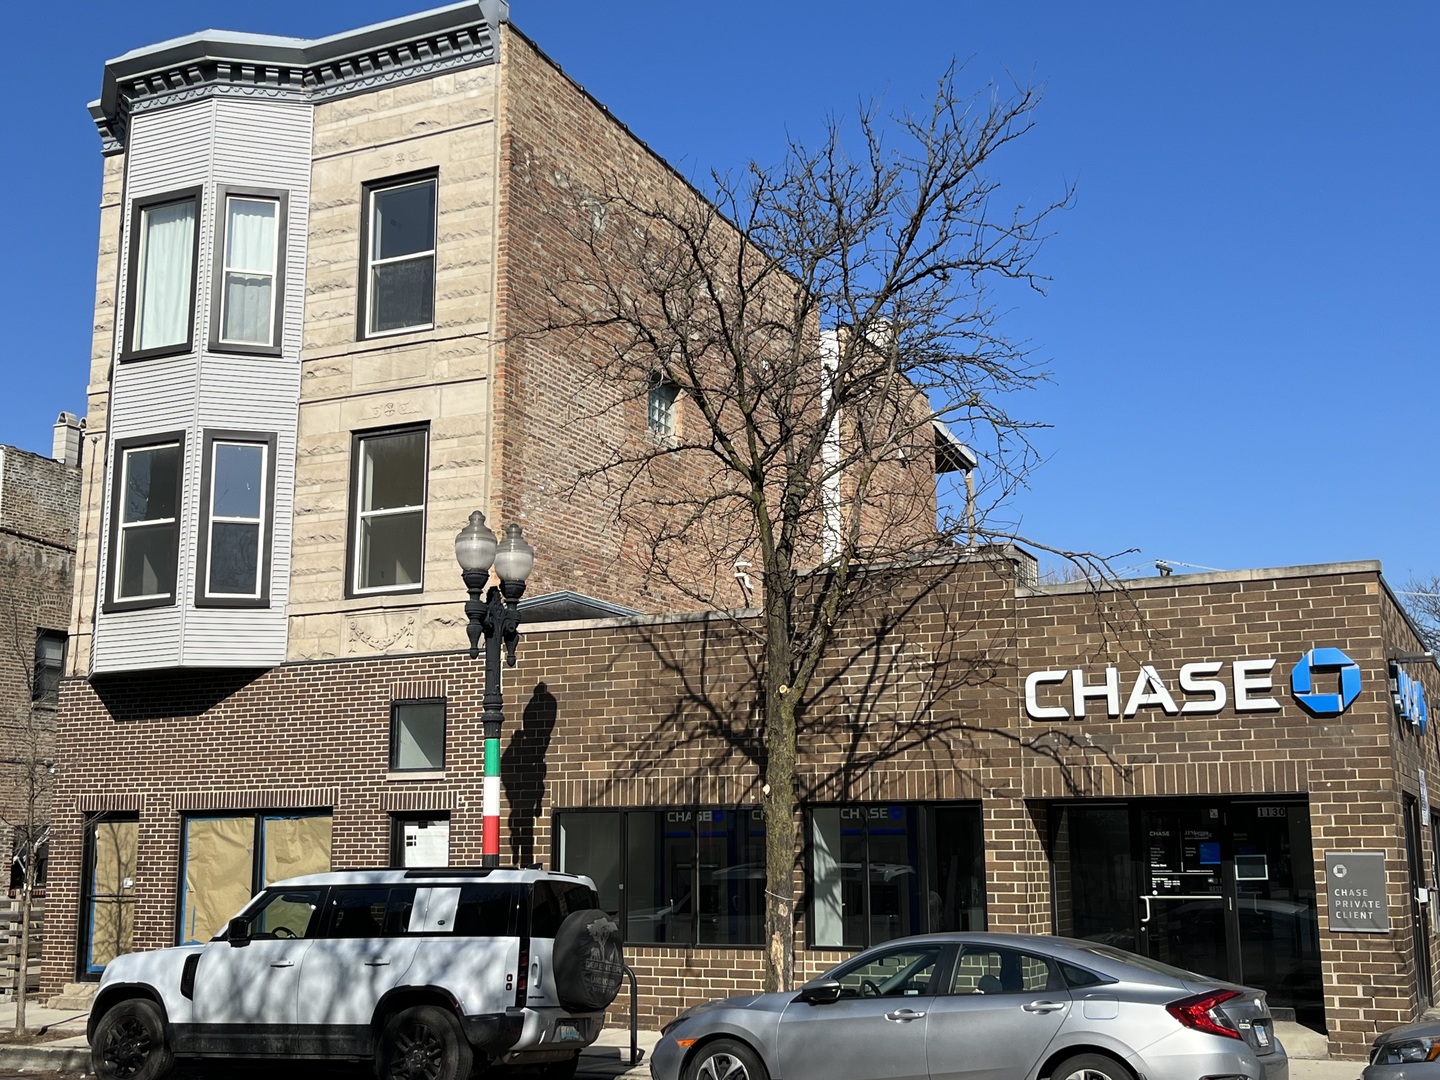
[106,433,186,610]
[215,193,284,349]
[125,190,200,357]
[196,430,276,606]
[362,175,437,337]
[349,426,428,595]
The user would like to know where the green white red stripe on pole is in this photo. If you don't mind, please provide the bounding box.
[482,734,501,861]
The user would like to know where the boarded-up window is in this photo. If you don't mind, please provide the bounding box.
[180,812,332,945]
[85,818,138,973]
[181,817,255,946]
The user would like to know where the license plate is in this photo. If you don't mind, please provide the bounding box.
[1255,1025,1271,1048]
[556,1023,582,1042]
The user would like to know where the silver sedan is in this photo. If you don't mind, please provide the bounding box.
[649,933,1287,1080]
[1363,1018,1440,1080]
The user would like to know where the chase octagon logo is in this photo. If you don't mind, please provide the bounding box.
[1290,647,1362,717]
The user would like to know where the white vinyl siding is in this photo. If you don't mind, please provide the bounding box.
[93,98,312,674]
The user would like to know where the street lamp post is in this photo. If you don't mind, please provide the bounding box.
[455,511,535,867]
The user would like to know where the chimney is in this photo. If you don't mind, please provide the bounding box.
[53,412,85,468]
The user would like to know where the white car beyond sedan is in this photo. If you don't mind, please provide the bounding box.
[651,933,1286,1080]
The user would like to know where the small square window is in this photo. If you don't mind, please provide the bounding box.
[350,426,428,595]
[363,176,437,337]
[648,377,678,438]
[391,814,451,867]
[124,189,201,359]
[106,433,186,611]
[33,631,66,705]
[391,700,445,772]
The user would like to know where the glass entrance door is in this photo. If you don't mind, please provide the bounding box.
[1139,804,1231,981]
[1053,797,1324,1028]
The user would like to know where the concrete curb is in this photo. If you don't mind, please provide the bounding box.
[0,1042,90,1072]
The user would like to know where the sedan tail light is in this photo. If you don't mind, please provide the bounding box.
[1166,990,1242,1039]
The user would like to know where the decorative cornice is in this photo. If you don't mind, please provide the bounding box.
[93,1,508,154]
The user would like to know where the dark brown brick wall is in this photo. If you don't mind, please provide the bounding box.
[44,557,1439,1055]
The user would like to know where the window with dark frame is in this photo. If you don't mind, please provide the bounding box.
[178,812,332,946]
[390,700,446,772]
[32,630,66,705]
[106,434,185,611]
[212,189,287,352]
[808,802,986,950]
[391,813,451,867]
[9,826,48,890]
[362,174,437,337]
[350,426,428,595]
[123,189,201,359]
[195,431,276,606]
[554,807,765,947]
[647,376,679,438]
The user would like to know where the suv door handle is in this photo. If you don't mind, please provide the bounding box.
[364,959,391,967]
[269,960,295,969]
[885,1009,926,1022]
[1022,1000,1066,1013]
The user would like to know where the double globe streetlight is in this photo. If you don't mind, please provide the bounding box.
[454,511,535,867]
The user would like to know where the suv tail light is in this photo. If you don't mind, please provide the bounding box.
[515,947,529,1008]
[1167,990,1242,1039]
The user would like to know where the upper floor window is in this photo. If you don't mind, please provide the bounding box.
[124,189,201,360]
[648,376,679,439]
[212,190,287,353]
[362,174,437,337]
[195,431,276,607]
[349,426,428,595]
[391,699,446,772]
[105,433,185,612]
[33,630,66,705]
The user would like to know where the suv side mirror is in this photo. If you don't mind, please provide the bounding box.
[796,978,842,1005]
[227,916,252,948]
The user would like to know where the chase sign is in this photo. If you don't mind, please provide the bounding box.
[1290,648,1362,717]
[1025,647,1367,720]
[1392,663,1430,734]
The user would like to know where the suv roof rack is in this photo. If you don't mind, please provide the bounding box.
[402,867,499,878]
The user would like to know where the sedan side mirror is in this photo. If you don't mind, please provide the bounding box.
[227,916,251,948]
[796,979,842,1005]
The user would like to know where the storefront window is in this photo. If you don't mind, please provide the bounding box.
[1051,804,1135,950]
[179,812,332,945]
[810,802,984,949]
[81,814,138,976]
[554,807,764,946]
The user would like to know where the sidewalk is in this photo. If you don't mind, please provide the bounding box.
[0,1004,1363,1080]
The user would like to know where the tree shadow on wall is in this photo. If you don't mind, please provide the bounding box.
[501,682,559,867]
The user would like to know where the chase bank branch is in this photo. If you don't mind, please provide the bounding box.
[545,556,1440,1059]
[48,556,1440,1060]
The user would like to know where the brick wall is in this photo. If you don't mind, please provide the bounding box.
[0,446,79,998]
[43,552,1437,1050]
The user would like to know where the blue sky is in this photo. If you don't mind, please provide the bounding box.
[3,1,1435,583]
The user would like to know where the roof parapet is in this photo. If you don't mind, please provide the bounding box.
[91,1,509,154]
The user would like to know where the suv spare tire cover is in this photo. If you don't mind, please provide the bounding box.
[551,908,624,1011]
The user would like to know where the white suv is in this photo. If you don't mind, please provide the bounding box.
[87,867,624,1080]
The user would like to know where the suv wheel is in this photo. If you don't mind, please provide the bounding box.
[91,999,174,1080]
[375,1005,475,1080]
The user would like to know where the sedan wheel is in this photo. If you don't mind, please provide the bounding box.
[1051,1053,1136,1080]
[686,1039,770,1080]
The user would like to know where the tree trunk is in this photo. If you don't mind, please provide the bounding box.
[14,880,30,1030]
[761,578,798,993]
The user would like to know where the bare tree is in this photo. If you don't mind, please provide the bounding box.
[1400,576,1440,653]
[1,596,57,1030]
[517,67,1094,991]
